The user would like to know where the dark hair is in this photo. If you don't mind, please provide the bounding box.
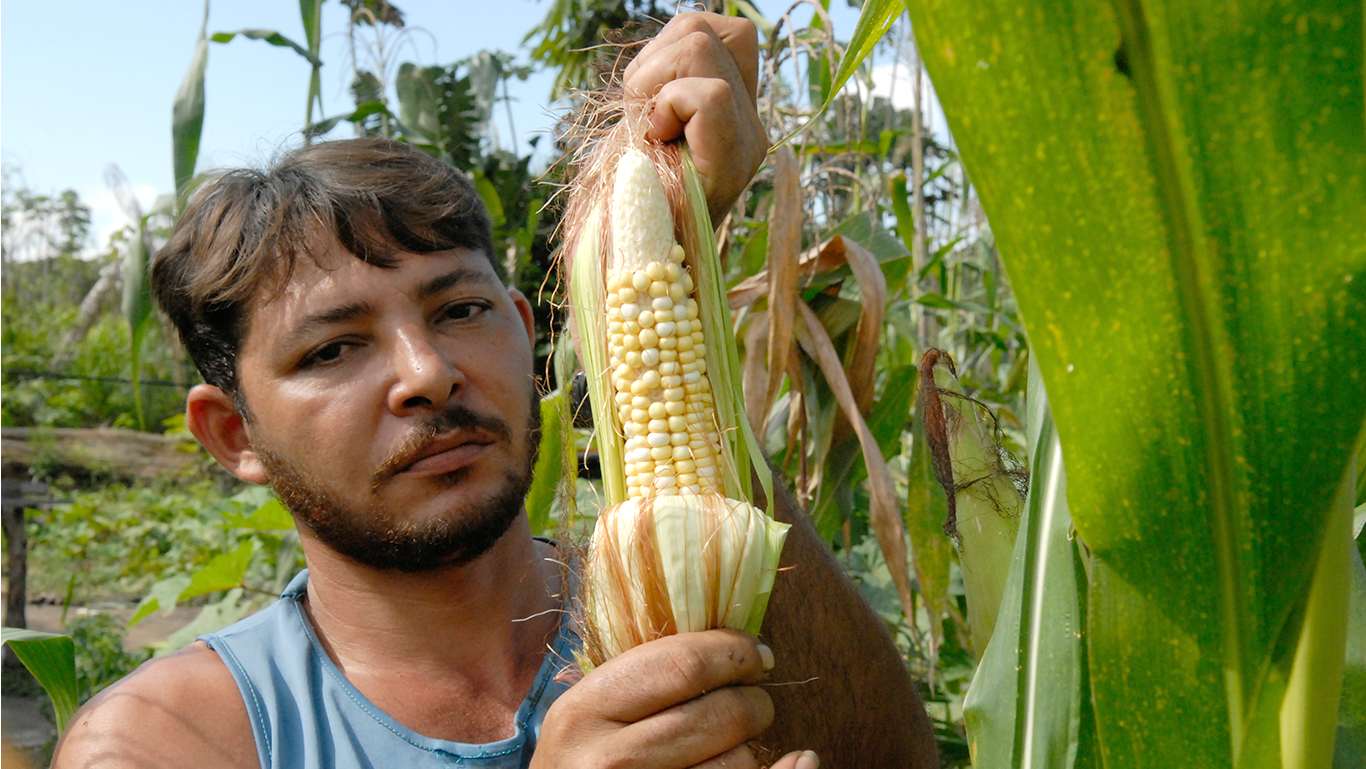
[152,137,496,395]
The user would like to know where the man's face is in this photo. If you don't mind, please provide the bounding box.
[232,240,540,572]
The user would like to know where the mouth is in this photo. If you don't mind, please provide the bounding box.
[381,431,498,483]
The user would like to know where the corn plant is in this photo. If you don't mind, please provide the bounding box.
[829,0,1366,765]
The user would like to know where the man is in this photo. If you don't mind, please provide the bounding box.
[53,14,937,768]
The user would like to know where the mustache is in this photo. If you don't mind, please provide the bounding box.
[372,403,514,489]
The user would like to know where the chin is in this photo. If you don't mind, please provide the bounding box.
[262,447,536,573]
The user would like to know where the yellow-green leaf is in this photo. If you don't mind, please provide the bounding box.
[903,0,1366,764]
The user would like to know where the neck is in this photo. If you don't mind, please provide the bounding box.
[295,515,563,694]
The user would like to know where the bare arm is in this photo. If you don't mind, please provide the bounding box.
[52,642,256,769]
[758,477,939,767]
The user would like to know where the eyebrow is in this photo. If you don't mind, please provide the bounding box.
[279,301,374,352]
[276,267,495,354]
[417,266,495,299]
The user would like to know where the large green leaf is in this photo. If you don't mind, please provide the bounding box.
[1337,542,1366,769]
[129,575,195,627]
[128,541,254,627]
[172,1,210,201]
[1278,470,1354,769]
[902,0,1366,765]
[3,627,78,735]
[221,498,294,530]
[180,540,255,600]
[208,29,320,66]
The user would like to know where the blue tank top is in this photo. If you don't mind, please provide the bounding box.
[200,568,578,769]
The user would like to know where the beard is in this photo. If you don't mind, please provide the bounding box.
[255,389,542,573]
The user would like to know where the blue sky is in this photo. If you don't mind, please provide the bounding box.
[1,1,923,251]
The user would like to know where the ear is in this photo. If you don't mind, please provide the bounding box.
[507,287,537,348]
[186,384,269,485]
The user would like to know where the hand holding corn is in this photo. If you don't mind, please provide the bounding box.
[541,12,815,768]
[619,13,767,223]
[533,629,816,769]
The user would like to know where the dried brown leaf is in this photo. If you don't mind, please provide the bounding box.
[743,309,770,436]
[763,146,803,435]
[830,236,886,447]
[794,301,915,624]
[727,236,852,310]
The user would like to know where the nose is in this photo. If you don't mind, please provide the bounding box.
[386,327,463,415]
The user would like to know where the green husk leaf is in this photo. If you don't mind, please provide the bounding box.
[569,204,627,506]
[681,148,771,510]
[742,513,793,636]
[964,357,1090,768]
[526,390,567,536]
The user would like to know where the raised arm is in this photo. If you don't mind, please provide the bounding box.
[758,477,939,766]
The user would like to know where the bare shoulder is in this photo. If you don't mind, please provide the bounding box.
[52,641,257,769]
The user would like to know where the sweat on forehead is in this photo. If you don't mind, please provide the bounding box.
[151,137,497,393]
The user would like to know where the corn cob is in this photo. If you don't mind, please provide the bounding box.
[567,124,788,669]
[605,149,722,499]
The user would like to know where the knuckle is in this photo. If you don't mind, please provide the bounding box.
[708,685,773,741]
[665,640,714,692]
[671,13,712,35]
[682,29,722,59]
[696,77,734,107]
[740,19,758,44]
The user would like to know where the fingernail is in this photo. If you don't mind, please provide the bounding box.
[796,750,820,769]
[757,643,775,671]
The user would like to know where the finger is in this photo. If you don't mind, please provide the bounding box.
[577,630,771,723]
[625,12,759,103]
[645,75,765,156]
[625,27,744,105]
[641,76,734,145]
[692,744,761,769]
[767,750,820,769]
[643,76,766,222]
[627,685,774,766]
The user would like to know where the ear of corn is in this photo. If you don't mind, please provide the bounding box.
[568,132,786,670]
[920,350,1024,655]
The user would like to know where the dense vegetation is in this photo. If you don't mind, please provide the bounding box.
[4,1,1362,767]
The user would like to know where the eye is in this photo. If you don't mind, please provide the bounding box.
[299,340,355,369]
[440,301,489,322]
